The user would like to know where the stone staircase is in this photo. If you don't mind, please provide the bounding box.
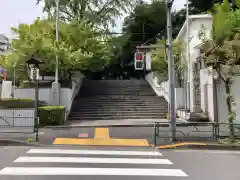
[69,79,168,121]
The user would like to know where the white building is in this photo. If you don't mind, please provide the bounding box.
[0,34,10,56]
[176,14,213,119]
[146,13,240,127]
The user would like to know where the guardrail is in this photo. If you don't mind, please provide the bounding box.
[0,116,39,141]
[152,121,217,146]
[65,76,85,122]
[8,119,238,145]
[153,121,240,146]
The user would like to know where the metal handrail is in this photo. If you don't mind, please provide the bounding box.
[65,76,85,120]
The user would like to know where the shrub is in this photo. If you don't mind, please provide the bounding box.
[0,98,47,108]
[19,80,72,88]
[39,106,65,126]
[0,98,34,108]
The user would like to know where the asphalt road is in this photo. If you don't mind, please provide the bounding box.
[0,146,240,180]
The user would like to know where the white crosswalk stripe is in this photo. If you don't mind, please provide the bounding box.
[27,149,163,156]
[0,148,188,177]
[14,156,173,164]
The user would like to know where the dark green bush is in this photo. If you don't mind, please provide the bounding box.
[19,80,72,88]
[0,98,47,108]
[0,98,34,108]
[39,106,65,126]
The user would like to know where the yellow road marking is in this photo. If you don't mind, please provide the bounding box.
[158,142,207,149]
[53,138,150,146]
[94,128,110,139]
[53,127,150,147]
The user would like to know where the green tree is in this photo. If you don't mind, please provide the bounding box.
[6,19,113,81]
[37,0,137,29]
[200,0,240,138]
[120,0,186,65]
[151,40,186,87]
[188,0,216,13]
[188,0,237,13]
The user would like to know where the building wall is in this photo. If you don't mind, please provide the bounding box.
[2,73,84,116]
[217,75,240,124]
[0,34,10,56]
[145,72,185,109]
[15,88,51,104]
[199,66,240,124]
[180,17,212,112]
[189,18,212,54]
[200,67,214,121]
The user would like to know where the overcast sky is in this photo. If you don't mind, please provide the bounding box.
[0,0,185,38]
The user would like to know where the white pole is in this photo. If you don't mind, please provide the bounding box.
[186,0,191,110]
[55,0,59,82]
[13,65,16,98]
[166,0,176,141]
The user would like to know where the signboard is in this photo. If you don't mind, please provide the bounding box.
[146,52,151,71]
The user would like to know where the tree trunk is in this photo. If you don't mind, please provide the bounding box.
[175,69,183,88]
[225,78,235,138]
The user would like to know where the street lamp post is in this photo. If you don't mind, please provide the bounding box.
[26,57,43,142]
[55,0,59,82]
[186,0,191,111]
[135,0,177,142]
[166,0,176,142]
[13,63,16,98]
[51,0,60,105]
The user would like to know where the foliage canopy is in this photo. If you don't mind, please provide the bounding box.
[5,19,113,80]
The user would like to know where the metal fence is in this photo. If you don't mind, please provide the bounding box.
[47,121,236,145]
[0,109,36,134]
[152,121,240,146]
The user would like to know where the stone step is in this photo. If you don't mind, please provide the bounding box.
[75,96,166,99]
[82,85,151,87]
[74,97,166,100]
[74,102,167,105]
[69,79,168,121]
[81,87,153,89]
[70,111,168,115]
[79,92,156,94]
[73,101,168,104]
[75,100,164,103]
[73,105,168,109]
[69,115,167,120]
[71,107,168,110]
[73,102,167,105]
[79,94,156,96]
[85,79,148,85]
[71,107,168,111]
[71,111,168,115]
[79,93,156,95]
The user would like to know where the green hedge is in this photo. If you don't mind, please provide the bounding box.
[0,99,65,126]
[20,80,72,88]
[39,106,65,126]
[0,98,47,108]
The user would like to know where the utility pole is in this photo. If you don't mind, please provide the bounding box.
[166,0,176,141]
[55,0,59,82]
[51,0,60,105]
[186,0,191,110]
[136,0,177,142]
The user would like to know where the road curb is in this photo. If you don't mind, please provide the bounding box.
[0,139,42,146]
[156,142,240,150]
[186,144,240,150]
